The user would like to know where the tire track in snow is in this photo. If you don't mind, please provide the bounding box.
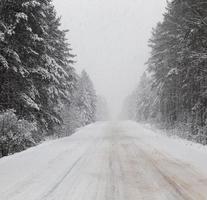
[40,154,85,200]
[0,142,85,200]
[132,141,207,200]
[38,138,102,200]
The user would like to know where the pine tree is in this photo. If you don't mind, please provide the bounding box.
[95,96,109,121]
[58,71,97,136]
[125,0,207,144]
[75,71,97,126]
[0,0,76,137]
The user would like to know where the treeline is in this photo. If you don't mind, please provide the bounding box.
[0,0,100,157]
[95,96,109,121]
[123,0,207,144]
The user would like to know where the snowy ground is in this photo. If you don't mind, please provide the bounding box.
[0,121,207,200]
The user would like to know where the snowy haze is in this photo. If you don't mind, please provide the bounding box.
[53,0,167,118]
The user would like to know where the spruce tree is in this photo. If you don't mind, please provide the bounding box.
[75,70,97,126]
[0,0,76,136]
[125,0,207,144]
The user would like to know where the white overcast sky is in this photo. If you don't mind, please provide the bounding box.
[53,0,167,117]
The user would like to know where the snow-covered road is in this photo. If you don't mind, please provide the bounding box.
[1,121,207,200]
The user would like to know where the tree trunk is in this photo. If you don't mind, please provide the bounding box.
[0,145,9,157]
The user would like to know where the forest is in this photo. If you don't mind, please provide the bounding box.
[123,0,207,145]
[0,0,108,157]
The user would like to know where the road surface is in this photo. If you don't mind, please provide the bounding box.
[0,121,207,200]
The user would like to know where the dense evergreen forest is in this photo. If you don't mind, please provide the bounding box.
[0,0,106,157]
[123,0,207,144]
